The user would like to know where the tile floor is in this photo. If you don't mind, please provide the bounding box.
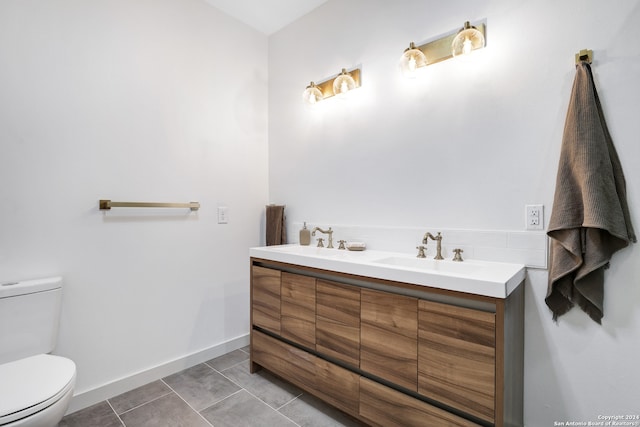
[59,346,364,427]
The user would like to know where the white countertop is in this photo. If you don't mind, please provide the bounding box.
[250,245,525,299]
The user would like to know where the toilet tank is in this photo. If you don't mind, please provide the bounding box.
[0,277,63,365]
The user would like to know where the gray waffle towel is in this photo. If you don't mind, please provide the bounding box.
[546,61,636,323]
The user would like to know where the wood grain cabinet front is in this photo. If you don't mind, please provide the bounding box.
[360,288,418,391]
[252,330,360,415]
[359,377,481,427]
[315,279,361,368]
[281,272,316,349]
[418,299,496,424]
[251,265,281,335]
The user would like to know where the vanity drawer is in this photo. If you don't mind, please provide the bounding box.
[252,330,359,415]
[359,377,480,427]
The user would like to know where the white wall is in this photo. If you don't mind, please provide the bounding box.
[0,0,268,409]
[1,0,638,423]
[269,0,640,425]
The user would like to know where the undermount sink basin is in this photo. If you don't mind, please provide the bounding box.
[372,256,481,275]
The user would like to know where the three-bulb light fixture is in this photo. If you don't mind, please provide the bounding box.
[302,68,361,106]
[400,21,486,77]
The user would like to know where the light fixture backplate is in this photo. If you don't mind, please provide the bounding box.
[415,22,486,66]
[315,68,361,99]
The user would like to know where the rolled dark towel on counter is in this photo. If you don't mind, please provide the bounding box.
[265,205,286,246]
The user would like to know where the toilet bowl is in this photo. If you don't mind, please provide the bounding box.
[0,278,76,427]
[0,355,76,427]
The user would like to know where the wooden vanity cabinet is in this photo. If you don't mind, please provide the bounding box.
[250,260,524,427]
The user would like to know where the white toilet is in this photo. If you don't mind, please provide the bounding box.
[0,277,76,427]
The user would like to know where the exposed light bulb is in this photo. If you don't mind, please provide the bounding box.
[332,69,357,99]
[452,22,485,57]
[400,43,427,78]
[408,56,417,72]
[463,37,473,55]
[302,82,323,106]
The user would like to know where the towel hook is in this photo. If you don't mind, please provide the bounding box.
[575,49,593,65]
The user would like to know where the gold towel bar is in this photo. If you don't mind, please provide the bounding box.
[575,49,593,65]
[99,200,200,211]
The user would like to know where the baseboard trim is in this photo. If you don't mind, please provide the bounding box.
[66,333,250,414]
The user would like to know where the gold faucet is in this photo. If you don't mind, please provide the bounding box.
[312,227,334,248]
[422,232,444,260]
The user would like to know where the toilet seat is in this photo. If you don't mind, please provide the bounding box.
[0,354,76,426]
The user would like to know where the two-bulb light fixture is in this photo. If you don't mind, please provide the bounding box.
[400,21,486,77]
[302,68,361,105]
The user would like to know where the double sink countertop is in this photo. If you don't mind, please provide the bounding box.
[250,244,526,299]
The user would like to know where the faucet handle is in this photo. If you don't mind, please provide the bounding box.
[317,238,325,248]
[452,248,464,262]
[416,245,427,258]
[337,240,347,250]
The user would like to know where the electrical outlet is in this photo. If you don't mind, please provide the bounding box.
[217,206,228,224]
[525,205,544,230]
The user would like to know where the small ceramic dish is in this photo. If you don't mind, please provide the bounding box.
[346,242,366,251]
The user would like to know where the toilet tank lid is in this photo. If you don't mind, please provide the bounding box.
[0,276,62,299]
[0,354,76,420]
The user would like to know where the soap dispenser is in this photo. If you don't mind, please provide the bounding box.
[299,222,311,246]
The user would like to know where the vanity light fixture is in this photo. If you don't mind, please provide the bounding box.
[400,20,486,75]
[302,68,361,105]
